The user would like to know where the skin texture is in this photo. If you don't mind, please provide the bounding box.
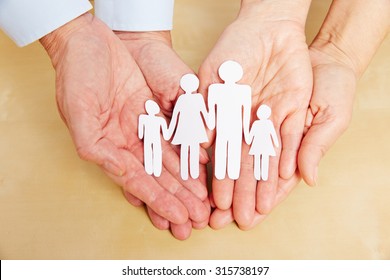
[37,0,390,236]
[40,13,210,240]
[209,0,390,230]
[198,3,313,228]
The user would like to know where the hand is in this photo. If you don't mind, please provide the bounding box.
[199,2,313,228]
[298,43,357,186]
[115,30,211,239]
[210,173,301,230]
[40,13,209,240]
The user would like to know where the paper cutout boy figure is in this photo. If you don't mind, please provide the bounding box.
[248,105,279,181]
[208,60,252,180]
[168,73,211,180]
[138,100,169,177]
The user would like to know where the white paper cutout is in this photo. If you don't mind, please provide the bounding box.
[138,100,169,177]
[168,73,210,180]
[208,60,252,180]
[248,105,279,181]
[138,61,280,182]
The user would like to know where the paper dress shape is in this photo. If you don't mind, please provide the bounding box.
[138,60,279,182]
[208,60,252,180]
[138,100,169,177]
[168,73,210,180]
[248,105,279,181]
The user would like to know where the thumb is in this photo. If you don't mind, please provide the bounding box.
[76,137,126,177]
[298,112,350,186]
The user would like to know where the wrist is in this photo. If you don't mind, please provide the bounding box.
[40,12,93,65]
[115,31,172,47]
[239,0,312,28]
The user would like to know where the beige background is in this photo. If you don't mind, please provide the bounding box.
[1,0,389,259]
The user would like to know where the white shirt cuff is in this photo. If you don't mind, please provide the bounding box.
[95,0,174,31]
[0,0,92,47]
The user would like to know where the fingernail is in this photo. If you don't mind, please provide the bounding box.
[103,161,124,177]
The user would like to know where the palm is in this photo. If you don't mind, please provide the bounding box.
[117,31,211,239]
[51,17,209,232]
[298,47,356,185]
[199,19,312,227]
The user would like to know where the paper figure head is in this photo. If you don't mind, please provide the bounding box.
[257,104,271,120]
[180,73,200,94]
[145,100,160,115]
[218,60,243,83]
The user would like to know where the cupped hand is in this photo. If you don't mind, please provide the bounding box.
[298,42,357,186]
[40,13,209,240]
[198,8,312,228]
[116,30,211,239]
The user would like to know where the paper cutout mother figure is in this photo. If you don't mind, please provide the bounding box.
[248,105,279,181]
[168,74,210,180]
[138,100,169,177]
[208,60,252,180]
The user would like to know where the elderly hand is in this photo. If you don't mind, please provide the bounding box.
[40,13,209,240]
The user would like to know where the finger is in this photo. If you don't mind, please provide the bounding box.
[175,188,210,223]
[143,162,209,223]
[200,147,210,164]
[209,192,216,208]
[298,113,349,186]
[147,207,170,230]
[209,208,234,230]
[256,153,279,214]
[212,176,235,210]
[279,110,306,180]
[170,220,192,240]
[192,197,211,229]
[125,129,210,221]
[123,190,144,207]
[104,149,189,225]
[232,144,257,228]
[240,173,301,231]
[192,220,209,230]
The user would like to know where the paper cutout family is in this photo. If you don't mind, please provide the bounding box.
[138,60,279,181]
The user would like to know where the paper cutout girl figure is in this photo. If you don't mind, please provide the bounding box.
[208,60,252,180]
[248,104,279,181]
[138,100,169,177]
[168,73,210,180]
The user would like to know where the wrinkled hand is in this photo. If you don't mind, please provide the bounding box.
[298,43,357,186]
[116,30,211,239]
[199,6,312,228]
[40,13,209,240]
[209,42,357,230]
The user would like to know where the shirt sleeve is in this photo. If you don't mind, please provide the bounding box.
[0,0,92,47]
[94,0,174,31]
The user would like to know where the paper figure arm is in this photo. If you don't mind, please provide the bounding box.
[269,121,280,148]
[242,87,252,144]
[248,123,255,145]
[160,117,170,141]
[198,95,212,130]
[168,100,180,137]
[138,115,145,139]
[207,85,217,130]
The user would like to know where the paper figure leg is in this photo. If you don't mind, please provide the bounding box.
[152,142,162,177]
[261,155,270,181]
[180,144,189,180]
[254,154,261,181]
[215,138,228,180]
[189,144,200,179]
[144,142,153,175]
[227,139,241,180]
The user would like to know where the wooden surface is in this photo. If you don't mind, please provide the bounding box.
[1,0,390,259]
